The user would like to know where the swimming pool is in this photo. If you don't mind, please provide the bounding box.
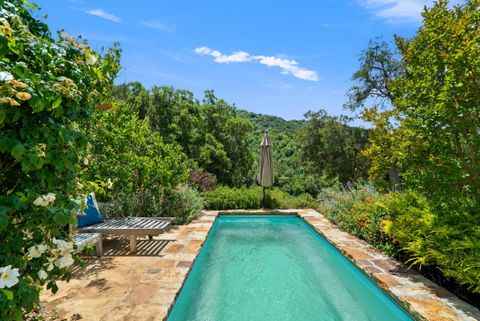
[167,216,414,321]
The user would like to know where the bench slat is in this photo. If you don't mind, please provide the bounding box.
[78,217,172,236]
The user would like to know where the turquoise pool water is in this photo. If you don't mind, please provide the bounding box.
[167,216,414,321]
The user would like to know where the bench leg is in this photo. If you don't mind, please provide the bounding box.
[148,235,153,240]
[129,235,137,253]
[95,239,103,257]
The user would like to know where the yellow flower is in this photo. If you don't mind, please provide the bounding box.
[8,79,28,88]
[15,92,31,101]
[0,18,13,38]
[9,99,20,107]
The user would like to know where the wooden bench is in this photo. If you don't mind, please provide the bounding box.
[74,233,103,256]
[78,216,173,253]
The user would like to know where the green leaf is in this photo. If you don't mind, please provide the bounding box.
[53,211,68,225]
[1,289,14,300]
[30,95,45,113]
[0,35,8,59]
[0,206,9,231]
[53,158,65,171]
[29,154,45,170]
[0,109,5,126]
[10,143,26,160]
[51,95,62,109]
[0,136,15,153]
[14,311,22,321]
[7,38,20,55]
[53,106,64,118]
[47,281,59,294]
[12,61,29,78]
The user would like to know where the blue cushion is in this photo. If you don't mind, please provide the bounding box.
[77,194,104,228]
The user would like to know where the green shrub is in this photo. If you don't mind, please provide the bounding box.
[0,2,120,318]
[318,184,480,294]
[161,185,204,224]
[382,191,480,294]
[109,189,164,218]
[270,189,317,209]
[281,173,338,197]
[203,186,317,210]
[318,183,395,255]
[109,185,204,224]
[203,186,262,210]
[83,102,189,200]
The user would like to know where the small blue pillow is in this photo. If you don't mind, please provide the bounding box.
[77,193,103,228]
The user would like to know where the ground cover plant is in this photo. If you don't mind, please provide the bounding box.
[318,183,396,256]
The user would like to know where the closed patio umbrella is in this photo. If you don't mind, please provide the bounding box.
[258,131,273,206]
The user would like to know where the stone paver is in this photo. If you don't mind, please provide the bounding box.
[42,212,218,321]
[42,210,480,321]
[297,210,480,321]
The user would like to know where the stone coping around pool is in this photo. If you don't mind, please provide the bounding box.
[168,209,479,321]
[295,210,480,321]
[218,210,298,216]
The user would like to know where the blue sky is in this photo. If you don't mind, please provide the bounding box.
[34,0,431,120]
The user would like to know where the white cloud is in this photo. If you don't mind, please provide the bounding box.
[85,9,122,23]
[360,0,430,22]
[360,0,463,22]
[194,47,319,81]
[140,20,175,32]
[194,47,251,63]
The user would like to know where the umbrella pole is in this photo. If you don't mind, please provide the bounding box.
[262,186,266,208]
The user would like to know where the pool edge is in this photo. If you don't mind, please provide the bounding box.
[162,210,480,321]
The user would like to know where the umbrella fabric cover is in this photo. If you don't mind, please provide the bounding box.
[258,131,273,187]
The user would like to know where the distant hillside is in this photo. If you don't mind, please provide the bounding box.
[236,110,305,134]
[237,109,305,186]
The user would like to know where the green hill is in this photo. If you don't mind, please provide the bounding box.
[237,109,308,190]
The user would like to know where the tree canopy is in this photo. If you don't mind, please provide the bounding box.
[113,84,254,187]
[298,110,369,183]
[348,0,480,293]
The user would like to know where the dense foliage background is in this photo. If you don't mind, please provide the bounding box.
[113,84,254,187]
[342,0,480,301]
[2,0,479,317]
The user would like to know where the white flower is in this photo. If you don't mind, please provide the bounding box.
[33,196,49,207]
[52,238,73,253]
[0,71,13,82]
[0,265,20,289]
[45,257,56,271]
[37,270,48,280]
[33,193,56,207]
[54,254,74,269]
[50,248,61,257]
[107,178,113,189]
[83,158,89,166]
[86,53,97,65]
[45,193,56,203]
[28,244,48,258]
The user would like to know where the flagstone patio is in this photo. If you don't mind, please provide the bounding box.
[41,210,480,321]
